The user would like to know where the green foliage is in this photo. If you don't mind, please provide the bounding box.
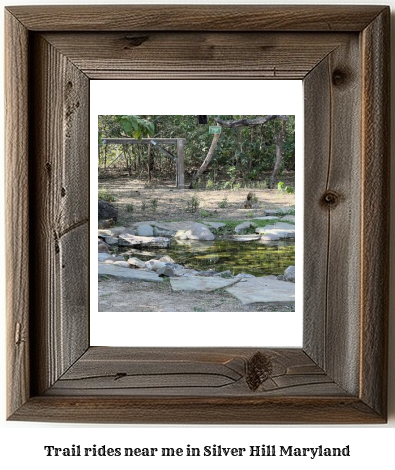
[115,115,155,140]
[126,203,134,212]
[199,209,211,218]
[98,189,117,202]
[151,198,158,212]
[250,194,259,204]
[279,205,296,216]
[186,195,200,212]
[98,115,295,184]
[205,178,214,190]
[218,196,228,209]
[277,181,285,191]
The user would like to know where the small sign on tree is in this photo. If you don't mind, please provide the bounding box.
[209,126,222,134]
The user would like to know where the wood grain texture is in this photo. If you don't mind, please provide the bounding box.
[5,5,386,32]
[46,347,345,397]
[5,10,30,418]
[5,5,389,424]
[9,396,383,425]
[29,34,90,395]
[42,32,350,80]
[304,36,362,395]
[360,9,390,417]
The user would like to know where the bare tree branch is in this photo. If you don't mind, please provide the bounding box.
[214,115,288,128]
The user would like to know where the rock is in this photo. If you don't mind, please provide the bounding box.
[259,233,280,242]
[281,215,296,223]
[234,221,256,234]
[98,229,112,237]
[232,234,261,242]
[174,230,188,240]
[157,266,176,277]
[270,222,295,230]
[204,221,226,230]
[253,216,280,221]
[108,226,127,236]
[128,257,146,269]
[121,227,137,236]
[98,200,118,221]
[265,208,288,216]
[98,253,112,262]
[235,273,256,278]
[185,223,215,241]
[284,265,295,283]
[173,268,199,277]
[98,242,110,253]
[256,222,295,240]
[170,276,239,292]
[103,236,118,246]
[214,270,233,278]
[194,270,216,277]
[104,256,126,264]
[159,255,175,264]
[226,276,295,305]
[113,261,130,268]
[137,224,154,237]
[98,219,115,229]
[152,221,195,233]
[118,234,170,248]
[98,264,163,283]
[145,260,167,271]
[153,226,176,237]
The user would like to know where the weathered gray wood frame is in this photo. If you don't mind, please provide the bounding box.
[5,5,390,424]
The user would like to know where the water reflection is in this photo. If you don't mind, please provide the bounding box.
[150,239,295,277]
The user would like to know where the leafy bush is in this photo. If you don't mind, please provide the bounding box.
[98,189,117,202]
[186,195,200,212]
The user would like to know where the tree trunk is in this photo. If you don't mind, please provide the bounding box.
[270,121,285,187]
[147,143,152,181]
[189,131,221,188]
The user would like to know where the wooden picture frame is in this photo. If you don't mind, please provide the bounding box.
[5,5,389,424]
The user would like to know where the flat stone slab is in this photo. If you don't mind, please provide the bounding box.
[118,234,170,248]
[152,221,196,232]
[226,276,295,305]
[232,234,261,242]
[281,215,295,222]
[265,208,289,216]
[256,222,295,239]
[170,276,239,292]
[99,263,163,282]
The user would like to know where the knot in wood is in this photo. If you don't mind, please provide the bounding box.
[246,351,273,391]
[321,190,340,208]
[332,68,348,87]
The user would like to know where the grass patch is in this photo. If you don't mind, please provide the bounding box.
[98,189,117,202]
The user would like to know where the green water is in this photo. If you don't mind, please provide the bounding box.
[151,239,295,277]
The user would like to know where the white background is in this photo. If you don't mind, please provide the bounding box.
[1,1,394,469]
[91,80,304,347]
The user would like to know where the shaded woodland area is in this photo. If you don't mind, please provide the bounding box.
[98,115,295,189]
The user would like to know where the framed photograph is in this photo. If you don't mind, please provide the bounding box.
[5,5,389,423]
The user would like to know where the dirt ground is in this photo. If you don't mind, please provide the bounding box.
[98,278,295,312]
[98,175,295,312]
[98,174,295,226]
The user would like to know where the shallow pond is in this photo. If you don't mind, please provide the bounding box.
[125,239,295,277]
